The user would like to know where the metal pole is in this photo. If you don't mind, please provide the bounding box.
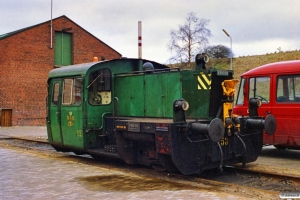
[222,29,232,70]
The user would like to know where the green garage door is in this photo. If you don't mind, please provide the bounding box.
[55,32,72,66]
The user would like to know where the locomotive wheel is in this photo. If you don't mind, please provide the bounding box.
[151,163,166,172]
[73,151,84,155]
[90,154,105,161]
[116,132,138,165]
[158,154,179,173]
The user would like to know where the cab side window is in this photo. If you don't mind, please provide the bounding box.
[52,83,60,106]
[249,76,270,103]
[277,75,300,103]
[88,68,112,105]
[62,77,82,105]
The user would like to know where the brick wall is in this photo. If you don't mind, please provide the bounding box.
[0,16,121,126]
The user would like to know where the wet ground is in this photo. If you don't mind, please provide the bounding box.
[0,146,247,199]
[235,145,300,178]
[1,126,299,199]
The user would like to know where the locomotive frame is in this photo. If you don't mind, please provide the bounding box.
[46,55,276,175]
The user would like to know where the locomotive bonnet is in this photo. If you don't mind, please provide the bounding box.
[46,54,276,175]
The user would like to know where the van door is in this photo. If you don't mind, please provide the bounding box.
[48,79,63,144]
[272,75,300,146]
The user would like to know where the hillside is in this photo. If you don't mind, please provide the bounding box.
[168,50,300,79]
[167,50,300,96]
[214,50,300,79]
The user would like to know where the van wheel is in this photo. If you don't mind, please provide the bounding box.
[274,145,286,150]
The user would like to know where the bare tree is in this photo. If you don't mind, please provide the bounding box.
[168,12,212,68]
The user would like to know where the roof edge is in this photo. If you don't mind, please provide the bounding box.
[0,15,121,57]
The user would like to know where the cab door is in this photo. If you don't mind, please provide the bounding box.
[248,76,272,116]
[60,77,84,148]
[48,79,63,144]
[234,76,273,116]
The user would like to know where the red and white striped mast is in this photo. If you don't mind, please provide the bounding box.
[138,21,142,59]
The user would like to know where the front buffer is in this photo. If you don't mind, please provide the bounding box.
[168,116,267,175]
[114,114,274,175]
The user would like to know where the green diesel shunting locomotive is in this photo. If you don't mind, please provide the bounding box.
[46,54,276,175]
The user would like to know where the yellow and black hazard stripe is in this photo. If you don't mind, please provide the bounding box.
[197,73,211,90]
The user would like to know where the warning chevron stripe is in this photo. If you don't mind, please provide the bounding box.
[197,74,211,90]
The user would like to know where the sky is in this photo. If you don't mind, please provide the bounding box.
[1,0,300,64]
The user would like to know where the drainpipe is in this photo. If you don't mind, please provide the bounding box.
[50,0,53,48]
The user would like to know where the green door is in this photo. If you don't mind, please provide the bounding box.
[48,77,84,149]
[60,77,84,148]
[54,32,72,66]
[48,79,63,144]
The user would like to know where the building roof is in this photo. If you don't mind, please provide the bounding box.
[0,15,121,57]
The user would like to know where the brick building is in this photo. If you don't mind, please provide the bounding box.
[0,15,121,126]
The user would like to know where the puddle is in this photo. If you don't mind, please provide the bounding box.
[76,174,199,192]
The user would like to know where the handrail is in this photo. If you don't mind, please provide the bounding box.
[85,112,112,133]
[112,97,119,132]
[114,68,180,77]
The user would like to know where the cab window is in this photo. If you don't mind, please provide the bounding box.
[236,78,245,105]
[52,83,60,106]
[276,75,300,102]
[62,77,82,105]
[249,76,270,103]
[88,68,112,105]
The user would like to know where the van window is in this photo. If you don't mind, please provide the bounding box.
[249,77,270,103]
[276,75,300,102]
[62,78,82,105]
[88,68,112,105]
[236,78,245,105]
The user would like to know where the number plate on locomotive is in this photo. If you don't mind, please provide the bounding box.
[217,70,229,76]
[128,122,140,132]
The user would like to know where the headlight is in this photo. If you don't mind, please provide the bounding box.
[248,98,261,117]
[182,101,189,111]
[173,99,189,111]
[257,99,262,107]
[249,98,261,108]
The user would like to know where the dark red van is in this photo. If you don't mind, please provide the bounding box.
[234,60,300,149]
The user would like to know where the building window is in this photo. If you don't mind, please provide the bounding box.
[54,32,72,66]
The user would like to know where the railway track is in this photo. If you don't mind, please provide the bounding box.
[0,137,299,198]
